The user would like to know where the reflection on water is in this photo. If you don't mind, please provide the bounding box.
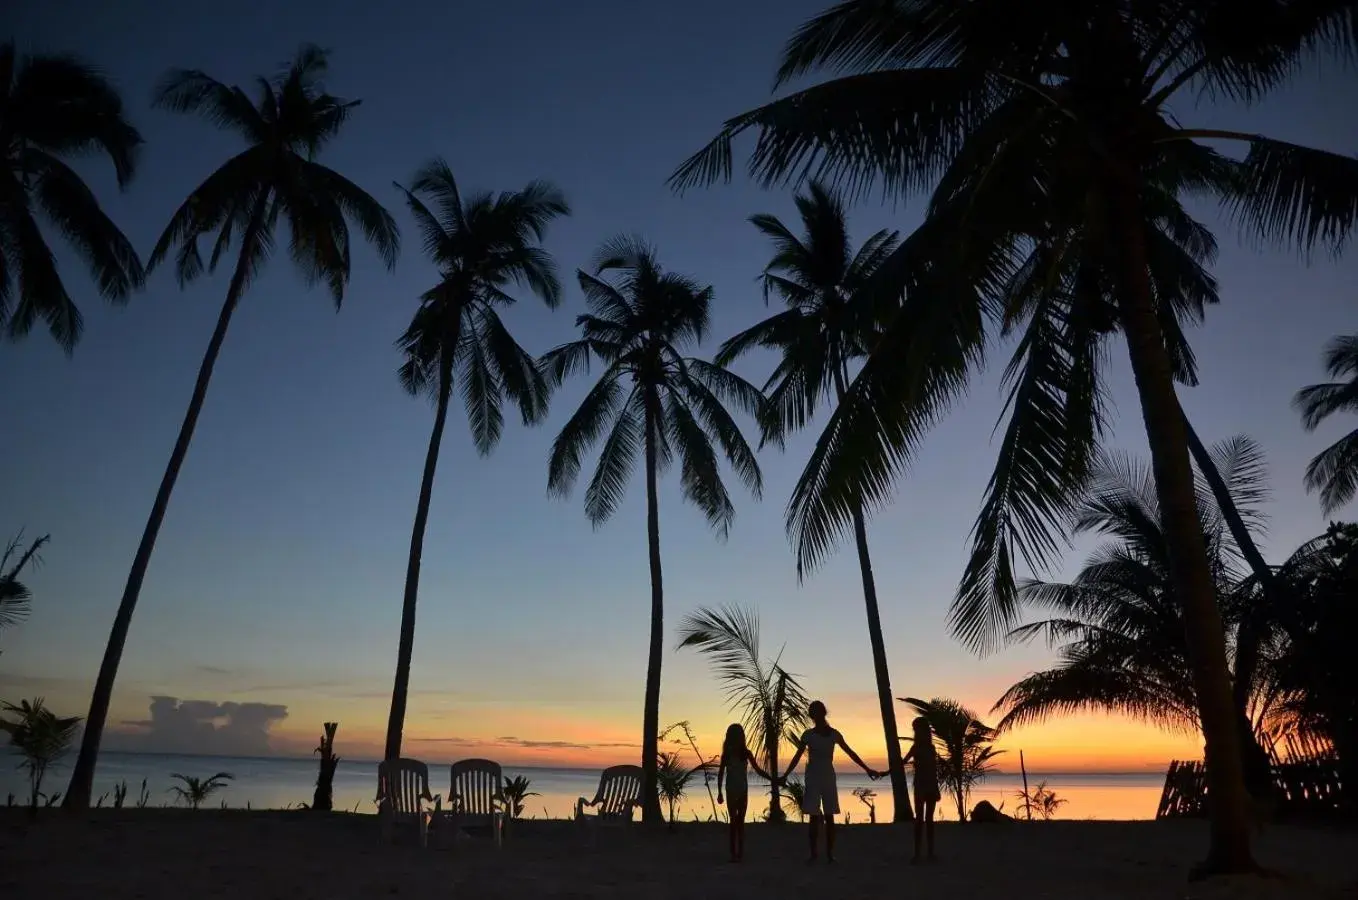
[0,752,1163,821]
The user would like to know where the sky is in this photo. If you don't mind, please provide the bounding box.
[3,1,1356,775]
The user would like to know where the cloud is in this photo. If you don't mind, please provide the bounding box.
[108,696,288,756]
[494,736,639,752]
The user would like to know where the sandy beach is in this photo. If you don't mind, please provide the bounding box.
[2,809,1353,899]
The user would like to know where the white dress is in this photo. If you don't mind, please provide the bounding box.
[798,727,840,816]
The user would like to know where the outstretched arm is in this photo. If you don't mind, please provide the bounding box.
[781,742,806,782]
[901,743,916,766]
[836,732,878,777]
[745,749,772,782]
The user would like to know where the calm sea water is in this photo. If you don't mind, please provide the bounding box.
[0,751,1165,821]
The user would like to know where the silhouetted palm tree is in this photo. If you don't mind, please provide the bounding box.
[993,439,1269,734]
[1295,334,1358,515]
[676,604,810,822]
[717,181,911,821]
[673,2,1358,872]
[384,161,568,761]
[542,237,765,823]
[0,532,49,650]
[64,45,399,809]
[0,42,144,350]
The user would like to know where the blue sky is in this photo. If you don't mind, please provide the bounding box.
[3,0,1356,769]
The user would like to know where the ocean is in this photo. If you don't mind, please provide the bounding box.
[0,751,1166,821]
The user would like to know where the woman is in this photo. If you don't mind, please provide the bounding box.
[779,700,882,863]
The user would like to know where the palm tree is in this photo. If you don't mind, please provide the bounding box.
[992,440,1270,739]
[672,2,1358,872]
[656,750,697,828]
[0,698,81,812]
[167,772,234,810]
[63,45,400,809]
[383,162,568,761]
[676,605,810,822]
[901,697,1002,823]
[0,532,49,652]
[717,180,911,821]
[1295,334,1358,515]
[0,42,144,351]
[542,238,765,823]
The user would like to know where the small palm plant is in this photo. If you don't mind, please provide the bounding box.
[168,772,233,810]
[902,697,1003,822]
[852,786,877,824]
[656,751,696,829]
[1295,334,1358,515]
[499,775,539,821]
[1015,780,1067,822]
[783,777,806,822]
[0,697,81,812]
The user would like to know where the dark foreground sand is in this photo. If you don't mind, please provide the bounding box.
[2,809,1355,899]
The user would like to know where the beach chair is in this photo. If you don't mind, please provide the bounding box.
[439,758,505,849]
[376,758,439,848]
[575,765,642,845]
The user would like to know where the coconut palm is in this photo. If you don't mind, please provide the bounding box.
[0,42,144,351]
[0,532,48,651]
[901,697,1002,823]
[992,439,1271,735]
[717,181,911,821]
[672,1,1358,871]
[63,45,400,809]
[382,163,567,761]
[0,698,81,811]
[656,750,697,828]
[676,605,810,822]
[1295,334,1358,515]
[167,772,233,810]
[542,239,765,822]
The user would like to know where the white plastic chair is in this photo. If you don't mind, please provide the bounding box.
[442,758,504,848]
[575,764,642,845]
[376,758,438,847]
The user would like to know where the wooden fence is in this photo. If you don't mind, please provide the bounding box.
[1156,757,1347,820]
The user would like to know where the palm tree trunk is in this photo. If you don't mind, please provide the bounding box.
[767,671,786,822]
[1111,179,1254,875]
[1182,411,1277,795]
[640,387,664,824]
[384,366,452,762]
[833,365,912,823]
[63,197,268,810]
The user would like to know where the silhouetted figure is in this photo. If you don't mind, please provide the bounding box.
[716,723,771,862]
[903,716,940,862]
[780,700,882,863]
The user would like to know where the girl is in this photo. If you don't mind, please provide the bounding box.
[779,700,882,863]
[902,715,940,863]
[716,723,770,862]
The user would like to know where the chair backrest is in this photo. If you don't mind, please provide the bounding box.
[449,758,503,818]
[378,758,431,816]
[591,765,643,819]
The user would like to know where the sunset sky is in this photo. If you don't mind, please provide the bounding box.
[4,0,1355,776]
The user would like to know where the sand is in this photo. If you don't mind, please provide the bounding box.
[2,809,1354,899]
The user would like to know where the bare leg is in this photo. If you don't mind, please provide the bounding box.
[727,818,737,861]
[807,814,820,861]
[733,803,746,861]
[825,816,836,863]
[912,797,924,862]
[925,801,936,861]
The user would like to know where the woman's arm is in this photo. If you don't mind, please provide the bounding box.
[836,731,877,776]
[780,742,806,782]
[901,744,916,766]
[716,757,726,801]
[746,749,772,782]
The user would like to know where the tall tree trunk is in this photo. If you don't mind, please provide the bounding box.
[639,387,664,824]
[1111,180,1254,875]
[384,366,452,762]
[1182,411,1277,795]
[767,669,787,822]
[64,197,269,809]
[833,365,912,823]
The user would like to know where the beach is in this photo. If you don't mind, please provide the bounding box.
[2,809,1354,899]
